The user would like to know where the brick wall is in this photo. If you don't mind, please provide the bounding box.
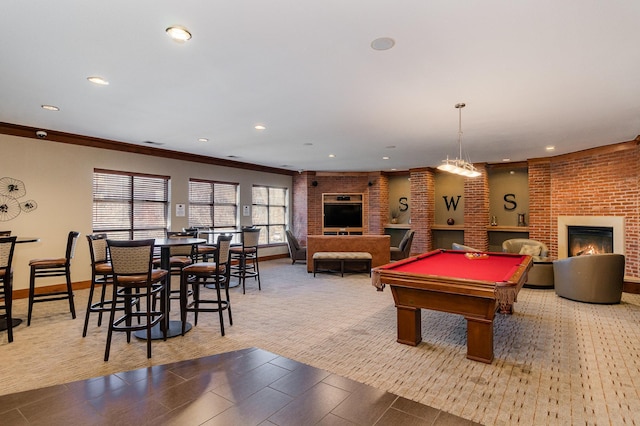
[291,172,310,244]
[369,173,388,235]
[546,142,639,278]
[296,139,640,279]
[528,160,553,251]
[304,173,377,236]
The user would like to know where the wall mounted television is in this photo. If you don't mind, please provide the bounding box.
[323,203,363,228]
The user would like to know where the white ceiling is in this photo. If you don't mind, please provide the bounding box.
[2,1,639,172]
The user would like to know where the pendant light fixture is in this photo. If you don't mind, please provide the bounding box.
[437,102,481,178]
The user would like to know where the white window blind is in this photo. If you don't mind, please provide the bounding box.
[188,179,238,230]
[93,169,169,239]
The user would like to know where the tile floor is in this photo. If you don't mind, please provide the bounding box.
[0,347,481,425]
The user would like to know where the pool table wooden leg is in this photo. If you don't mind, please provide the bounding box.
[465,317,493,363]
[396,306,422,346]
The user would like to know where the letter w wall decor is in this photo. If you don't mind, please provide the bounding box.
[442,195,461,211]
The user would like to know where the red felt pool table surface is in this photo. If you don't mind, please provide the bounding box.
[372,249,533,363]
[377,249,528,284]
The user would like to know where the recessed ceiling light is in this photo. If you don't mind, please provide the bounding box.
[87,76,109,86]
[382,156,390,160]
[546,145,556,151]
[254,125,266,130]
[166,26,192,42]
[391,168,397,171]
[328,154,336,158]
[371,37,395,51]
[502,158,511,162]
[198,138,208,142]
[303,142,313,146]
[41,104,59,111]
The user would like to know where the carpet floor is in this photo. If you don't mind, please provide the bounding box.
[1,258,639,425]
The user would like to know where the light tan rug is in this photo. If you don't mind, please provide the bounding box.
[1,258,639,425]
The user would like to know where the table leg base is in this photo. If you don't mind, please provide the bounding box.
[465,317,494,364]
[0,318,22,331]
[396,306,422,346]
[134,320,191,340]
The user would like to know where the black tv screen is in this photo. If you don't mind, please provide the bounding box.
[324,203,363,228]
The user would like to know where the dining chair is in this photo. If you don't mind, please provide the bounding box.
[104,239,168,361]
[229,227,261,294]
[0,231,11,237]
[27,231,80,326]
[1,236,17,343]
[180,234,233,336]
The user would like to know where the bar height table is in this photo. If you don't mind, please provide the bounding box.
[0,237,40,332]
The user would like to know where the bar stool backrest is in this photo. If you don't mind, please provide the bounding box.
[217,234,233,265]
[66,231,81,265]
[167,231,197,257]
[0,231,11,237]
[107,239,155,276]
[241,228,260,249]
[0,236,17,272]
[87,234,109,264]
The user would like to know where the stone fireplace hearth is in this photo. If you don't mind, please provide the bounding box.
[557,216,625,259]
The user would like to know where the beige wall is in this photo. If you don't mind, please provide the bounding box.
[1,134,291,291]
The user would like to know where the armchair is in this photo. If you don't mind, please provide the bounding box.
[285,230,307,264]
[390,230,415,261]
[502,238,549,261]
[451,242,480,252]
[553,254,624,304]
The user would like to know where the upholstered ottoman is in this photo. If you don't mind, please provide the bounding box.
[313,252,372,277]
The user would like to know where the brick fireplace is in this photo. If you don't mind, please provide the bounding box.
[557,216,625,259]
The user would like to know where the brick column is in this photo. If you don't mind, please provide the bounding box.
[410,168,435,254]
[528,160,553,255]
[463,165,489,250]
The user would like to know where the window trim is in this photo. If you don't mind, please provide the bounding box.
[251,184,289,246]
[92,168,170,239]
[188,178,239,230]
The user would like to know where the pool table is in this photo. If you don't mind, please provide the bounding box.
[372,249,532,363]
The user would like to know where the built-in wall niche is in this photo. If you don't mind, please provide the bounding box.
[322,193,364,235]
[488,165,529,228]
[434,172,464,226]
[388,174,410,224]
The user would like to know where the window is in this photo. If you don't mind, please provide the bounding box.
[93,169,169,239]
[252,185,288,245]
[188,179,239,230]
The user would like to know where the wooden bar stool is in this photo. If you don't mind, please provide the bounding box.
[104,239,168,361]
[27,231,80,326]
[83,234,118,337]
[180,234,233,336]
[229,227,261,294]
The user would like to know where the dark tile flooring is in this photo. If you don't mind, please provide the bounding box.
[0,347,481,425]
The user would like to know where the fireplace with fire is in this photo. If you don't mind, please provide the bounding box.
[567,226,613,257]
